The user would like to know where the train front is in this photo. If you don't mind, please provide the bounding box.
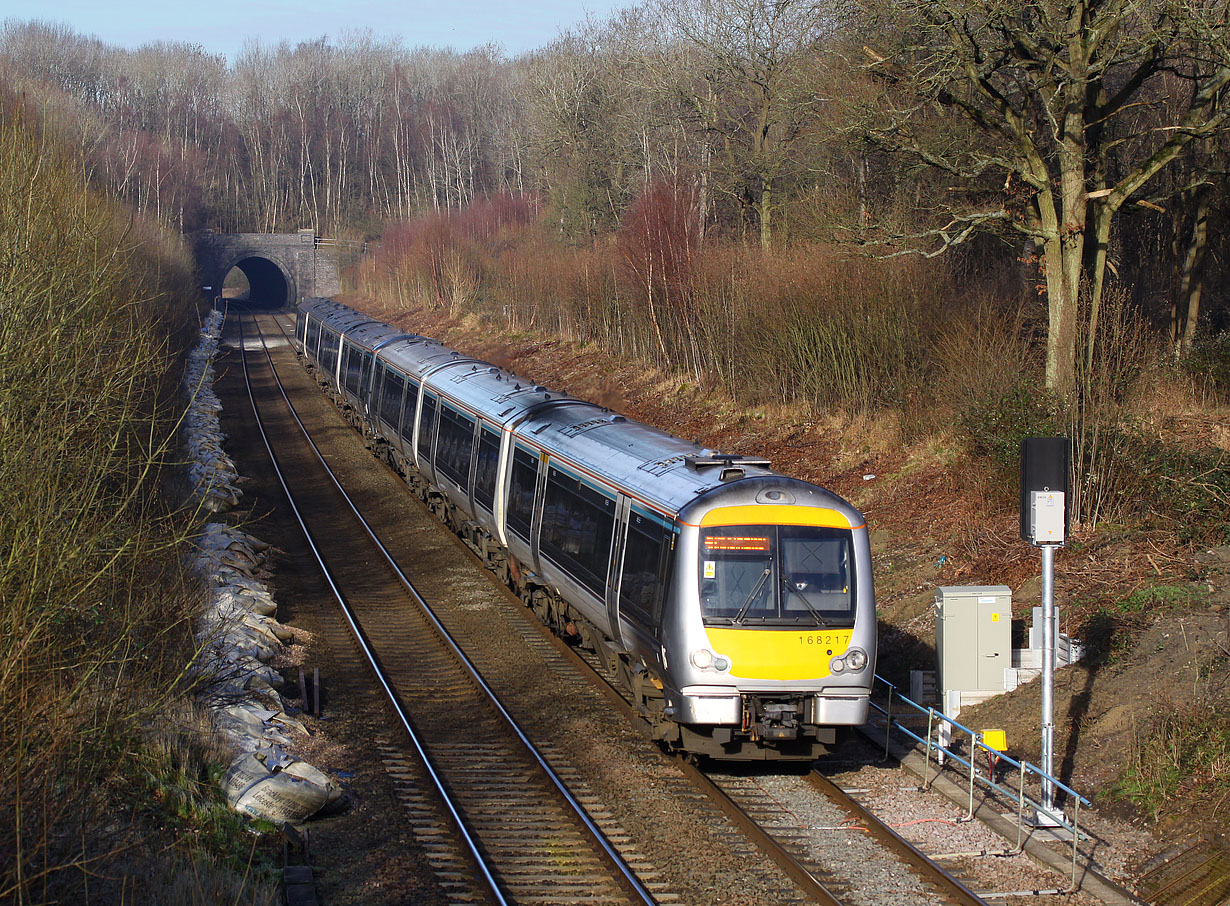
[663,477,876,760]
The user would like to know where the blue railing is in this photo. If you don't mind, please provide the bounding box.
[871,674,1092,893]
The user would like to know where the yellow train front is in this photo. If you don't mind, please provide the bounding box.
[648,476,875,761]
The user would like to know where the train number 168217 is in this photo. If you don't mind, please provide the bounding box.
[798,633,844,648]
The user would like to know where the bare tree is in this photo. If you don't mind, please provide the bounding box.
[651,0,842,247]
[857,0,1230,394]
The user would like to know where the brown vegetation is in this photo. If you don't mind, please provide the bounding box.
[0,94,276,902]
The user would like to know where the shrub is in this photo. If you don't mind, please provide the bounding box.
[1109,706,1230,822]
[959,383,1062,475]
[0,92,216,901]
[1183,331,1230,401]
[1112,431,1230,542]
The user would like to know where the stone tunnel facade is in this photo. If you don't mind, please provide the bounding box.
[191,229,340,308]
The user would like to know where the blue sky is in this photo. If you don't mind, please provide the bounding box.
[1,0,625,61]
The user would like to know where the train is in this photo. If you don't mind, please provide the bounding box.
[292,297,876,761]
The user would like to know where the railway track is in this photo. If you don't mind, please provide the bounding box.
[233,307,1007,906]
[570,636,992,906]
[237,310,659,906]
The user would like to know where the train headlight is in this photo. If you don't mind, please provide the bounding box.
[712,655,731,672]
[690,648,714,669]
[829,656,846,673]
[845,648,869,671]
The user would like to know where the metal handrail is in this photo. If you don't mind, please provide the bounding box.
[871,674,1092,894]
[314,236,372,253]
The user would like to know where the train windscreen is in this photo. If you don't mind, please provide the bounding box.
[699,525,855,627]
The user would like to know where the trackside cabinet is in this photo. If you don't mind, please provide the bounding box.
[935,585,1012,709]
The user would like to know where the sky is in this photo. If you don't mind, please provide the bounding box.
[0,0,626,62]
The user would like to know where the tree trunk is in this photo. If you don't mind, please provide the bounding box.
[1083,202,1114,375]
[759,181,772,249]
[1175,189,1210,357]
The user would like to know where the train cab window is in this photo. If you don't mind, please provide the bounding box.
[378,366,405,431]
[296,316,306,344]
[435,404,475,491]
[619,512,667,624]
[399,380,420,443]
[540,467,616,598]
[699,525,855,627]
[417,393,437,460]
[473,427,501,512]
[505,446,539,540]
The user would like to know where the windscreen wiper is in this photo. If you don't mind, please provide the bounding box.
[784,577,829,626]
[733,568,772,623]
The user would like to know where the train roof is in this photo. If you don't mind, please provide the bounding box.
[298,298,862,524]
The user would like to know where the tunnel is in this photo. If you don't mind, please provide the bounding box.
[222,256,293,309]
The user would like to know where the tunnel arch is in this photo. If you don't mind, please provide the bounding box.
[191,231,339,307]
[217,253,296,309]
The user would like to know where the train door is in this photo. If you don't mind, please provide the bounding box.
[415,390,438,482]
[605,496,632,648]
[358,349,375,415]
[472,422,500,518]
[306,319,321,360]
[398,378,420,461]
[527,451,549,573]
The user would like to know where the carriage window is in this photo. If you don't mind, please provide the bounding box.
[343,342,364,396]
[540,467,615,597]
[619,513,667,624]
[417,393,437,460]
[358,351,374,402]
[473,427,501,512]
[378,367,405,431]
[319,329,339,375]
[505,446,539,540]
[307,320,321,358]
[296,315,306,344]
[435,405,475,491]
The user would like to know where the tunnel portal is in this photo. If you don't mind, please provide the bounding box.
[191,230,340,310]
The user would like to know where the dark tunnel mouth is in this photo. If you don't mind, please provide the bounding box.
[226,256,290,309]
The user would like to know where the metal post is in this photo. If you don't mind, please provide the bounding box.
[883,692,894,762]
[924,709,935,790]
[1015,761,1026,852]
[964,730,977,821]
[1037,543,1059,826]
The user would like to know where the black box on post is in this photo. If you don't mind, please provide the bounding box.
[1020,437,1070,543]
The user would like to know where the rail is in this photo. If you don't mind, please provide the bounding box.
[870,674,1092,894]
[239,309,657,906]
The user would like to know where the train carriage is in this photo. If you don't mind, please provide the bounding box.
[294,298,876,761]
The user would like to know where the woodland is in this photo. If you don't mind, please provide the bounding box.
[1,0,1229,900]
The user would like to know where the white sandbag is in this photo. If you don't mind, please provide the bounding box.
[215,703,294,746]
[234,593,277,617]
[242,612,293,643]
[224,751,339,823]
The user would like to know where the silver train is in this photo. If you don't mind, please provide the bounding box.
[293,298,876,760]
